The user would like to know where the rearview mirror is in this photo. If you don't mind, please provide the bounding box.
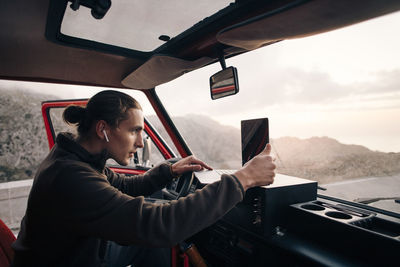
[209,66,239,100]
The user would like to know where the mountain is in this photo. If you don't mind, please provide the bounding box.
[271,136,400,184]
[148,116,400,184]
[147,114,242,169]
[1,88,399,184]
[0,88,56,182]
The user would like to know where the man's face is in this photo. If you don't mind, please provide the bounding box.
[107,108,144,166]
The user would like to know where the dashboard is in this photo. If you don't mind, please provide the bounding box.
[172,172,400,266]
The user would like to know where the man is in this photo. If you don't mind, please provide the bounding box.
[12,90,275,266]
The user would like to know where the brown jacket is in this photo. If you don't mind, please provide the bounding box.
[12,133,244,266]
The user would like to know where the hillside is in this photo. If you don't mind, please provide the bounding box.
[148,116,400,184]
[271,137,400,184]
[0,88,56,182]
[147,114,242,169]
[1,88,399,184]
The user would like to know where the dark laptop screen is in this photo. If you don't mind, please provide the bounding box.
[241,118,269,166]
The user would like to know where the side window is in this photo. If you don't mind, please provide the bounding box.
[48,106,174,169]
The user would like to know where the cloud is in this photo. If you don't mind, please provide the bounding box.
[352,69,400,94]
[157,63,400,122]
[211,67,400,115]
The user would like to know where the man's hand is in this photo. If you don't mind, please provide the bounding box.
[233,143,276,191]
[171,156,213,176]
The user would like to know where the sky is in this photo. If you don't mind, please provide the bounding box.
[156,11,400,153]
[1,10,400,152]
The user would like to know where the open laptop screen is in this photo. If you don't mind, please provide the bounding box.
[241,118,269,166]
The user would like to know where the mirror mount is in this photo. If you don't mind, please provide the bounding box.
[219,53,227,70]
[209,49,239,99]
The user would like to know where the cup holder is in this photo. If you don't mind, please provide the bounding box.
[301,204,325,211]
[325,211,352,220]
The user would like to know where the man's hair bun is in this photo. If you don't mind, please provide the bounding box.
[61,90,141,137]
[63,105,86,125]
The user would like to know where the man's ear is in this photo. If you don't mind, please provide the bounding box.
[95,120,109,142]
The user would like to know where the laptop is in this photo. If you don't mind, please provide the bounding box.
[194,117,269,184]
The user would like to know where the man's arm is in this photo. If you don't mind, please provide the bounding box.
[105,162,174,197]
[54,163,244,247]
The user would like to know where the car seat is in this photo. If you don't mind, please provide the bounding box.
[0,219,15,267]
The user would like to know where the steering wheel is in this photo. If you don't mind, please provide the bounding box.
[163,158,195,200]
[163,172,195,200]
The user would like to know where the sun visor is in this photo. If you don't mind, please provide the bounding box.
[122,55,213,89]
[216,0,400,51]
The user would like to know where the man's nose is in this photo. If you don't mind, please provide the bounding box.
[136,133,144,148]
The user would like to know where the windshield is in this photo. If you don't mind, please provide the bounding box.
[156,11,400,214]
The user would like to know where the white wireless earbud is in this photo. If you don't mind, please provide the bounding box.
[102,130,109,142]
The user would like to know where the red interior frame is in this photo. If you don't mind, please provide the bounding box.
[142,89,190,158]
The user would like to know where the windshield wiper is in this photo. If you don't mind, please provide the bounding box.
[354,197,400,205]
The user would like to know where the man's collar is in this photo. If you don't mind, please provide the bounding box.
[56,132,108,172]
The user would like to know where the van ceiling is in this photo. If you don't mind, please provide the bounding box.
[1,0,400,90]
